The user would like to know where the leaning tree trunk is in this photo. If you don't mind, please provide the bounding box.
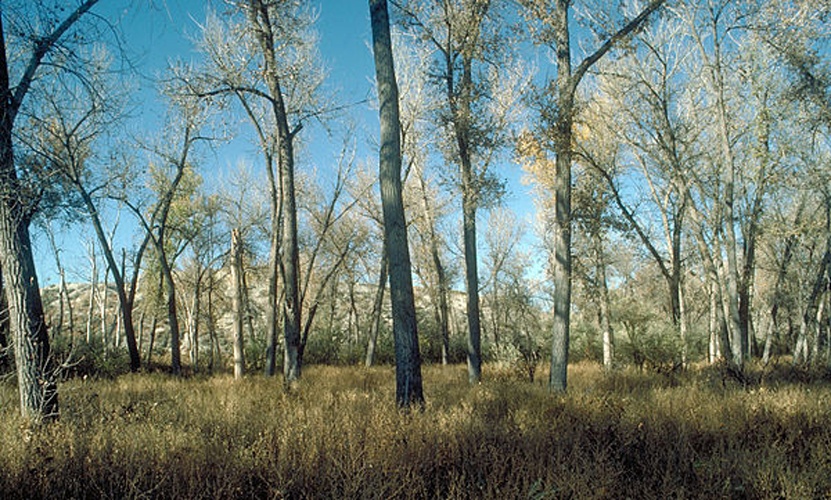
[370,0,424,408]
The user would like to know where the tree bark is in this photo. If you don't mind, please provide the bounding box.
[370,0,424,408]
[231,229,246,379]
[524,0,665,391]
[245,0,302,384]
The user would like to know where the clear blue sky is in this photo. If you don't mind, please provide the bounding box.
[32,0,540,286]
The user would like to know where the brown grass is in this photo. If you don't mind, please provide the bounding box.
[1,361,831,499]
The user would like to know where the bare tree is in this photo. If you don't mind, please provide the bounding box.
[190,1,325,382]
[519,0,666,391]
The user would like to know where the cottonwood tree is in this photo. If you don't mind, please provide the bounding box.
[370,0,424,408]
[24,47,144,371]
[393,0,521,384]
[0,0,105,420]
[574,18,696,366]
[120,84,211,375]
[191,1,325,382]
[518,0,666,391]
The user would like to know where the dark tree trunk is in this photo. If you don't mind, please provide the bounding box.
[0,0,100,422]
[370,0,424,408]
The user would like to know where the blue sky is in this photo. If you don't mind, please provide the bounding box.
[32,0,540,286]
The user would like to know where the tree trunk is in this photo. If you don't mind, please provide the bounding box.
[231,229,246,379]
[264,198,281,377]
[245,0,302,384]
[549,0,575,391]
[594,233,614,369]
[370,0,424,408]
[365,243,388,367]
[77,188,140,370]
[794,236,831,365]
[189,264,202,373]
[0,0,100,421]
[159,247,182,375]
[416,165,450,365]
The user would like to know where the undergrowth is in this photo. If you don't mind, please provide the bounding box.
[1,362,830,499]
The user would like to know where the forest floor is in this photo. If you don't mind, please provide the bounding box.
[1,361,831,499]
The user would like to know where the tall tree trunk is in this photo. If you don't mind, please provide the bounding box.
[264,192,281,376]
[0,106,58,419]
[0,0,99,421]
[538,0,665,391]
[231,229,246,379]
[158,247,181,375]
[370,0,424,408]
[452,52,483,384]
[548,0,575,391]
[189,265,202,373]
[246,0,302,383]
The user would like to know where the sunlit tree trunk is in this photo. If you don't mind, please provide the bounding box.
[521,0,665,391]
[231,229,246,379]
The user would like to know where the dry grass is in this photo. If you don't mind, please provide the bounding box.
[1,362,831,499]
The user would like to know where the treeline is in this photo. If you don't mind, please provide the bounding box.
[0,0,830,420]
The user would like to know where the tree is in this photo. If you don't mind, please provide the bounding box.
[393,0,521,384]
[519,0,666,391]
[191,1,324,383]
[230,228,246,378]
[370,0,425,408]
[121,84,210,376]
[0,0,104,421]
[26,47,143,371]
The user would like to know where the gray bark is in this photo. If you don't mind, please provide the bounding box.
[245,0,302,383]
[231,229,246,379]
[370,0,424,408]
[524,0,666,391]
[0,0,103,420]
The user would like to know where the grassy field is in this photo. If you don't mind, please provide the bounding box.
[1,361,831,499]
